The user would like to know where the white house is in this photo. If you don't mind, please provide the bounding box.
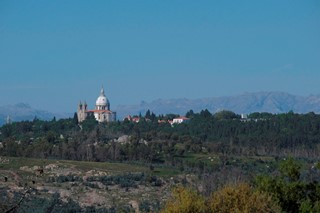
[172,116,190,125]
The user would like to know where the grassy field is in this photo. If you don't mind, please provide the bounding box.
[0,157,181,177]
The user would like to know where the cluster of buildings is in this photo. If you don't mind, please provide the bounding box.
[77,86,191,125]
[125,115,190,125]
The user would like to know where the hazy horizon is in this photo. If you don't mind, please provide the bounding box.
[1,90,319,115]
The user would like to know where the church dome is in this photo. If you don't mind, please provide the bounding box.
[96,87,109,107]
[96,96,108,106]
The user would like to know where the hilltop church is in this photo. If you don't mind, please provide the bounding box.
[77,87,116,123]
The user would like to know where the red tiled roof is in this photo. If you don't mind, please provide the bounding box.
[132,117,140,121]
[174,116,190,120]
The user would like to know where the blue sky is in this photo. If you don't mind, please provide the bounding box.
[0,0,319,113]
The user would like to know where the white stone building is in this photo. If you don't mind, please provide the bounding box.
[77,87,116,123]
[172,116,190,125]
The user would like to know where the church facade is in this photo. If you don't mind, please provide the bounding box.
[77,87,116,123]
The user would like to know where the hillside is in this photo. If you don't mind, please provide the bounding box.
[0,157,180,212]
[1,112,320,211]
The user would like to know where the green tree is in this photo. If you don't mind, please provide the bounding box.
[145,109,151,119]
[214,110,238,120]
[279,157,301,182]
[73,112,79,125]
[81,113,98,131]
[185,109,194,118]
[255,158,320,213]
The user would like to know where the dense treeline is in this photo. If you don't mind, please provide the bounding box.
[1,110,320,164]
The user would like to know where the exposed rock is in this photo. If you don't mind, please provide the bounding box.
[32,166,41,171]
[79,191,107,207]
[115,135,131,144]
[139,139,148,145]
[0,156,9,163]
[129,200,140,213]
[45,164,59,171]
[20,166,33,172]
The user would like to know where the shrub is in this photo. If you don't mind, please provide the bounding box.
[161,186,206,213]
[209,183,281,213]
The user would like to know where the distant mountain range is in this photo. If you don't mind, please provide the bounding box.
[0,103,72,126]
[114,92,320,119]
[1,92,320,125]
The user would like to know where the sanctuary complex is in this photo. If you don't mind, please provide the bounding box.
[77,87,116,123]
